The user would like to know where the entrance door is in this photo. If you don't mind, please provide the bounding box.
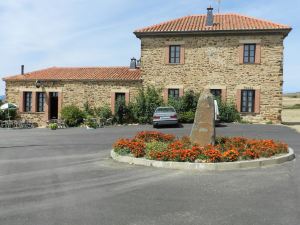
[50,92,58,119]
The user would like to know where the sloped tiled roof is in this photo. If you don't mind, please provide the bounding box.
[3,67,141,81]
[134,14,291,35]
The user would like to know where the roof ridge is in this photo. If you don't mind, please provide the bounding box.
[53,66,130,69]
[134,15,193,32]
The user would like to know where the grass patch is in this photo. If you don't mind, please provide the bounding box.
[283,104,300,110]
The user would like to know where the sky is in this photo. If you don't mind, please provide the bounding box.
[0,0,299,95]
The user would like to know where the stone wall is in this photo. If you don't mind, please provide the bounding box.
[5,80,142,126]
[140,33,285,123]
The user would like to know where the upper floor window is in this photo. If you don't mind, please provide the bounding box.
[169,45,181,64]
[37,92,45,112]
[24,92,32,112]
[168,89,180,99]
[241,90,255,113]
[243,44,256,64]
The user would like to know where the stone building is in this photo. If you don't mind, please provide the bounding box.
[3,8,291,126]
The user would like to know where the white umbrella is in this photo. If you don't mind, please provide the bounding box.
[0,103,17,124]
[0,103,17,110]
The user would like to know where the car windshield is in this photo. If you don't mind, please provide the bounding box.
[155,107,175,113]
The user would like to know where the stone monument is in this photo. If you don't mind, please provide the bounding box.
[190,91,216,146]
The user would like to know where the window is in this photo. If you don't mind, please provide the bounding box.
[241,90,255,113]
[210,89,222,99]
[243,44,256,64]
[24,92,32,112]
[37,92,45,112]
[168,89,180,99]
[169,45,181,64]
[115,93,125,105]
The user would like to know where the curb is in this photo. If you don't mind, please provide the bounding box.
[110,148,295,171]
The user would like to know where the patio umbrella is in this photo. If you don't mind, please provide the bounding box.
[0,103,17,122]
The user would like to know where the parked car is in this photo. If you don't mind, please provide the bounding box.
[152,107,178,128]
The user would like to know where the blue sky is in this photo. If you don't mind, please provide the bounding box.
[0,0,299,95]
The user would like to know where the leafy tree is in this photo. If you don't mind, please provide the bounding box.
[131,86,164,123]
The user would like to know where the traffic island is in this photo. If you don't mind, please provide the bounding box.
[110,131,295,171]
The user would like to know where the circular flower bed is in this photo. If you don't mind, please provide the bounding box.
[113,131,289,163]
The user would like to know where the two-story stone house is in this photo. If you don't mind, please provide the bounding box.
[3,8,291,126]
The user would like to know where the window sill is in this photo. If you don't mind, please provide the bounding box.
[240,112,258,116]
[166,63,184,65]
[239,63,261,65]
[20,112,45,115]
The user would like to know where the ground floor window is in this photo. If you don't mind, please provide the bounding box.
[210,89,222,99]
[168,89,180,100]
[24,92,32,112]
[241,90,255,113]
[37,92,45,112]
[115,93,126,105]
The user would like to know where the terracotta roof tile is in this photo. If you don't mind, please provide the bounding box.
[3,67,141,81]
[135,14,291,35]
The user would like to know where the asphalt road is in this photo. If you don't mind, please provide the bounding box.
[0,124,299,225]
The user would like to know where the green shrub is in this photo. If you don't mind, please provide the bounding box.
[178,111,195,123]
[49,123,58,130]
[218,100,241,123]
[83,101,94,116]
[114,98,127,124]
[85,116,98,129]
[131,86,163,124]
[94,105,112,120]
[0,108,18,120]
[167,91,200,114]
[61,105,85,127]
[145,141,169,159]
[181,91,200,112]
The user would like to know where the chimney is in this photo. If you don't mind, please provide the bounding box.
[21,65,25,75]
[130,58,137,69]
[206,6,214,26]
[136,59,141,68]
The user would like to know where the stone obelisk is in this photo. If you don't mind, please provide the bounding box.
[190,91,216,146]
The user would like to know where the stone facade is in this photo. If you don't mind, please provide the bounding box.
[140,34,285,123]
[5,80,142,126]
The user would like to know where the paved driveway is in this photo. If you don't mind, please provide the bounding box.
[0,124,299,225]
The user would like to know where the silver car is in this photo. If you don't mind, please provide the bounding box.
[152,107,178,128]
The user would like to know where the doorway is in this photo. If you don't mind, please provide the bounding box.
[49,92,58,119]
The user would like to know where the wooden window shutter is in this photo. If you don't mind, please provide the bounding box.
[163,88,168,103]
[165,46,170,64]
[236,89,241,112]
[180,46,185,64]
[19,92,24,113]
[254,89,261,114]
[239,44,244,64]
[255,44,261,64]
